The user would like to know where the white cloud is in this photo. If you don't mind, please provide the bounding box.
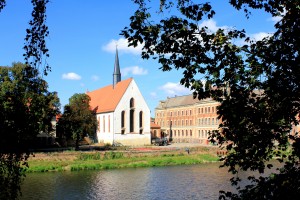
[199,19,230,33]
[62,72,81,80]
[121,66,148,76]
[91,75,99,81]
[159,82,191,96]
[250,32,272,41]
[102,38,143,55]
[269,16,282,23]
[150,92,157,98]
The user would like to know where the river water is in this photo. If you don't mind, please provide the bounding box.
[20,163,260,200]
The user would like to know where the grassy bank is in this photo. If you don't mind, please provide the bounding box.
[26,150,219,173]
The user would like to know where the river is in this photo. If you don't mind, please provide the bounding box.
[20,162,266,200]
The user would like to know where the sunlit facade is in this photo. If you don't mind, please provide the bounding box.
[155,95,220,144]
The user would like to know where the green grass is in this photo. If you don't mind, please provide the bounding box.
[26,152,219,173]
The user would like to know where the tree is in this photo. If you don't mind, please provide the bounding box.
[57,93,97,151]
[0,0,50,74]
[122,0,300,199]
[0,62,60,199]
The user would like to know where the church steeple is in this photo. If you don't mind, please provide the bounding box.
[113,47,121,87]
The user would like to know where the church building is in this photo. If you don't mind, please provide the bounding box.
[87,49,151,146]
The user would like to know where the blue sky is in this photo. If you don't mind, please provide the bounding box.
[0,0,278,116]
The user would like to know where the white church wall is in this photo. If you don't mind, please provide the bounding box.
[96,112,114,144]
[114,79,151,145]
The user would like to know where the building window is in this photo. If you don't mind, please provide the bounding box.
[205,130,208,138]
[130,98,135,108]
[97,116,100,132]
[174,130,176,137]
[190,110,192,115]
[202,130,204,138]
[170,111,172,116]
[178,111,180,116]
[186,120,188,126]
[121,111,125,134]
[182,130,184,136]
[108,115,110,133]
[130,98,135,132]
[190,120,192,126]
[205,107,207,113]
[186,110,188,115]
[139,111,143,134]
[198,130,200,137]
[182,111,184,116]
[198,108,200,114]
[212,107,215,113]
[212,118,215,125]
[182,120,184,126]
[103,116,105,132]
[190,130,192,137]
[201,108,203,113]
[208,118,210,125]
[186,130,188,136]
[208,107,210,113]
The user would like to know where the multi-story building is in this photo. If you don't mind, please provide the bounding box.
[155,95,220,144]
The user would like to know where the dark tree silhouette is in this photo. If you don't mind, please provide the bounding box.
[57,93,97,151]
[0,62,60,199]
[122,0,300,199]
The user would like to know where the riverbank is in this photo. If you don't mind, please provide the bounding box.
[26,145,221,172]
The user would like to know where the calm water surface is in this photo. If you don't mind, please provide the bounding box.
[20,163,259,200]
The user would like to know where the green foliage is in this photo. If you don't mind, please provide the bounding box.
[123,0,300,199]
[57,93,97,150]
[103,152,124,160]
[77,153,102,161]
[0,62,60,199]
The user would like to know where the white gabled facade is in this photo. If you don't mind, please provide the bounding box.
[95,79,151,146]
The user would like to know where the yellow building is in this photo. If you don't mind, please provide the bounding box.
[155,95,220,144]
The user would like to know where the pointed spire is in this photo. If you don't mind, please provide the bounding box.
[113,46,121,88]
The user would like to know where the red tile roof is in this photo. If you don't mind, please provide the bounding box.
[87,78,133,113]
[150,121,161,129]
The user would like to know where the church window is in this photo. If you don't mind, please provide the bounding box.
[130,98,135,132]
[139,111,143,134]
[121,111,125,134]
[97,117,100,132]
[130,98,135,108]
[103,116,105,132]
[108,115,110,132]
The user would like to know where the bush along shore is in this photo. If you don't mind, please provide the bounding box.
[25,146,221,173]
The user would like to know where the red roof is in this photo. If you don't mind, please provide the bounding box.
[87,78,132,113]
[150,121,161,129]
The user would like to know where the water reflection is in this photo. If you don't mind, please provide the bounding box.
[21,163,273,200]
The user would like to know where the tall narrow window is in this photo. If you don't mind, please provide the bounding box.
[121,111,125,134]
[190,130,192,137]
[103,116,105,132]
[130,98,135,132]
[108,115,110,132]
[139,111,143,134]
[97,117,100,132]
